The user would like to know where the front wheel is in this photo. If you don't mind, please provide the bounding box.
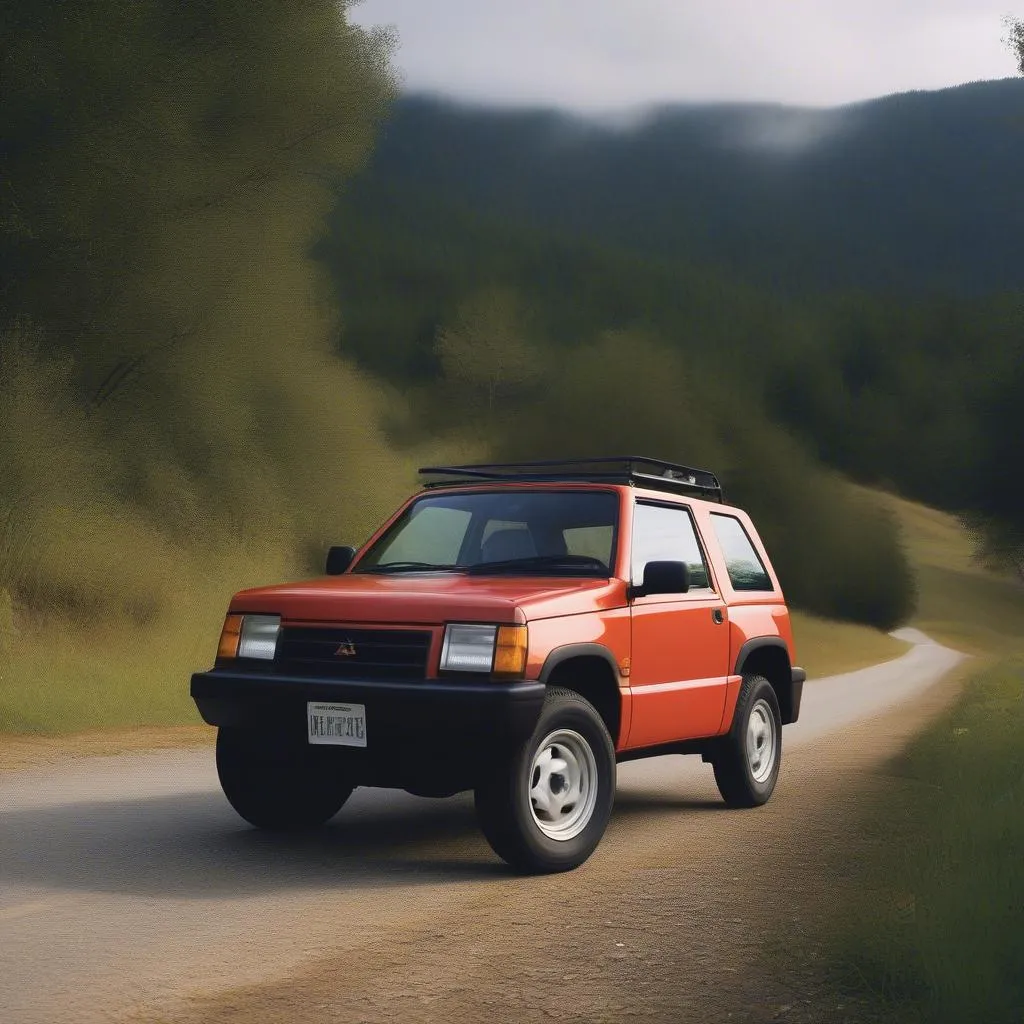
[216,727,355,830]
[475,687,616,874]
[712,674,782,808]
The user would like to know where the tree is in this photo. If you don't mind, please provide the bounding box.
[0,1,409,614]
[434,287,541,423]
[1006,16,1024,74]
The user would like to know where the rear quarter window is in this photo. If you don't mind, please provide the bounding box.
[710,514,773,592]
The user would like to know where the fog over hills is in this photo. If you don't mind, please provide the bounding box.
[357,79,1024,295]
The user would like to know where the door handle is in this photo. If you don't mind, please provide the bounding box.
[712,609,725,624]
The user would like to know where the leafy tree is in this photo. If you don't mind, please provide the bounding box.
[1006,16,1024,74]
[434,287,541,422]
[0,1,409,616]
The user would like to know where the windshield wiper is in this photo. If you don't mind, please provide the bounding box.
[358,561,459,574]
[465,554,609,576]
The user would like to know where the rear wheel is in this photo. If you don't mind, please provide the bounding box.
[475,687,615,874]
[216,727,354,830]
[712,674,781,808]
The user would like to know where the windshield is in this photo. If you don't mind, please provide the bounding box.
[354,490,619,576]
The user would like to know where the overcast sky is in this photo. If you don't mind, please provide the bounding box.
[350,1,1017,112]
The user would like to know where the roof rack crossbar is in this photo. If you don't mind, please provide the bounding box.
[417,456,723,501]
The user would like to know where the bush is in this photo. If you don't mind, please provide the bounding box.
[483,329,916,629]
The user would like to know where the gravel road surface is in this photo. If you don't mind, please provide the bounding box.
[0,631,964,1024]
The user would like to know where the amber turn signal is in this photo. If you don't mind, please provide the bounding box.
[493,624,528,677]
[217,614,243,660]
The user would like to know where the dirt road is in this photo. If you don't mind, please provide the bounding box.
[0,631,963,1024]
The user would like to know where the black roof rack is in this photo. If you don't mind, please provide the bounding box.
[418,456,723,501]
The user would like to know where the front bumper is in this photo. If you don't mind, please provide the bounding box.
[191,668,545,764]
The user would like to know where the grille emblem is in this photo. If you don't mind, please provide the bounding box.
[335,640,357,657]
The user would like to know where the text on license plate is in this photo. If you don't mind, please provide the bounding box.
[307,701,367,747]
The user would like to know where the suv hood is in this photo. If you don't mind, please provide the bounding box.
[230,573,627,624]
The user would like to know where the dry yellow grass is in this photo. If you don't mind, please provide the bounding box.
[865,487,1024,657]
[790,611,908,679]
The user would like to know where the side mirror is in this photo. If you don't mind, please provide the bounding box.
[631,560,690,599]
[325,545,356,575]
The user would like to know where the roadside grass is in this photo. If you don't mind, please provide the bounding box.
[912,563,1024,657]
[822,491,1024,1023]
[0,616,210,734]
[0,543,293,735]
[1,600,899,735]
[832,658,1024,1024]
[790,611,908,679]
[864,488,982,578]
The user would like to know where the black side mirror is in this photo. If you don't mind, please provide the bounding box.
[631,560,690,599]
[325,545,356,575]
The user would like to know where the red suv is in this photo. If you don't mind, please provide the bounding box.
[192,457,805,873]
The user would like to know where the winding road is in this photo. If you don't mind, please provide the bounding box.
[0,630,964,1024]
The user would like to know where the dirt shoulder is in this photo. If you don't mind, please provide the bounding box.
[135,665,968,1024]
[0,725,213,773]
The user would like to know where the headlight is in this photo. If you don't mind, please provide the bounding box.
[440,623,528,676]
[218,614,281,660]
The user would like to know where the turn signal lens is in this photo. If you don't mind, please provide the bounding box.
[217,614,243,660]
[493,625,528,677]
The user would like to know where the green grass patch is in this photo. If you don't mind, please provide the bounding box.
[912,563,1024,657]
[816,489,1024,1022]
[0,617,210,734]
[834,658,1024,1024]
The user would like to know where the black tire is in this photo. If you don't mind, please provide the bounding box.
[474,687,615,874]
[712,674,782,808]
[215,727,355,831]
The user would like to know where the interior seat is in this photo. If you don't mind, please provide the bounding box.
[480,528,537,563]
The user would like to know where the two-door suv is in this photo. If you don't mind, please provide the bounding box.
[192,457,805,873]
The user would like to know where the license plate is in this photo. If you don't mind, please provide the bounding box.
[307,701,367,747]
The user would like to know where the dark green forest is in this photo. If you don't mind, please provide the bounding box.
[1,0,1021,726]
[318,87,1024,587]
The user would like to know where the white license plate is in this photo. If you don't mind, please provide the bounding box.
[307,701,367,747]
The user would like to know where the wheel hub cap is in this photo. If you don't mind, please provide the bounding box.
[745,698,777,784]
[528,729,599,841]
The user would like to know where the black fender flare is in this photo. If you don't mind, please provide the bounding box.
[538,643,622,685]
[733,636,790,677]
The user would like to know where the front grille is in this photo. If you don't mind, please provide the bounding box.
[275,626,432,679]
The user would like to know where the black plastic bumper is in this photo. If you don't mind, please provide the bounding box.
[191,669,546,756]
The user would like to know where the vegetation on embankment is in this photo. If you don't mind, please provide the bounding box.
[789,612,907,679]
[822,492,1024,1024]
[832,657,1024,1024]
[0,0,415,733]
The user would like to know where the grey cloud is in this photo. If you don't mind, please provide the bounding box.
[351,0,1015,112]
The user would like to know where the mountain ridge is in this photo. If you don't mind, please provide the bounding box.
[357,78,1024,296]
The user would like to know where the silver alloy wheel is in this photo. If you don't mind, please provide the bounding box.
[745,698,777,783]
[528,728,599,841]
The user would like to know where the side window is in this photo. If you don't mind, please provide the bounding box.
[710,514,773,592]
[631,503,711,589]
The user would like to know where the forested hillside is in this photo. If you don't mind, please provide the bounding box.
[318,85,1024,580]
[353,81,1024,296]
